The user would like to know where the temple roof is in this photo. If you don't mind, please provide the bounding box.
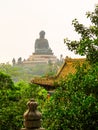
[31,58,86,90]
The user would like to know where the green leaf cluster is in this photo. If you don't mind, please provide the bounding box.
[0,72,47,130]
[43,63,98,130]
[65,5,98,64]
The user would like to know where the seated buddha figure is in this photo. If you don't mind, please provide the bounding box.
[34,31,53,55]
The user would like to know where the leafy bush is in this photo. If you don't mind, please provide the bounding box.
[0,72,47,130]
[0,72,21,130]
[43,63,98,130]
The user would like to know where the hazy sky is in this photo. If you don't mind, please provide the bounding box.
[0,0,98,63]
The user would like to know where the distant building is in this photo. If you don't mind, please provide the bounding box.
[13,31,58,66]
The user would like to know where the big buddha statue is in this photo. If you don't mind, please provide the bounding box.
[34,31,53,55]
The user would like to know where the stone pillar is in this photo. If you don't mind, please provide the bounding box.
[21,98,45,130]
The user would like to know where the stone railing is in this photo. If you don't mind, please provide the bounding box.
[21,98,45,130]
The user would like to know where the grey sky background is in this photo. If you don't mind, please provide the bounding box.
[0,0,97,63]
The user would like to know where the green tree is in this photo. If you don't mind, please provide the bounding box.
[0,63,59,82]
[43,5,98,130]
[0,72,21,130]
[64,4,98,64]
[16,81,48,112]
[0,71,48,130]
[43,63,98,130]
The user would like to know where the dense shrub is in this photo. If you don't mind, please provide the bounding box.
[0,72,47,130]
[0,72,21,130]
[43,63,98,130]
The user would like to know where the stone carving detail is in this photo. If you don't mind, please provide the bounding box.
[34,31,53,55]
[21,98,45,130]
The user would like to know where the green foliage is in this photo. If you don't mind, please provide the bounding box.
[0,72,21,130]
[16,81,48,112]
[60,6,98,129]
[0,63,59,82]
[43,63,98,130]
[0,71,47,130]
[0,72,14,90]
[65,5,98,64]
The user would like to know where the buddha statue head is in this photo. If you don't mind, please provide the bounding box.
[39,31,45,39]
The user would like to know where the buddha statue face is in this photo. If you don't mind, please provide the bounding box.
[39,31,45,39]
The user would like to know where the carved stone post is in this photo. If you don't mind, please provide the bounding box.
[21,98,45,130]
